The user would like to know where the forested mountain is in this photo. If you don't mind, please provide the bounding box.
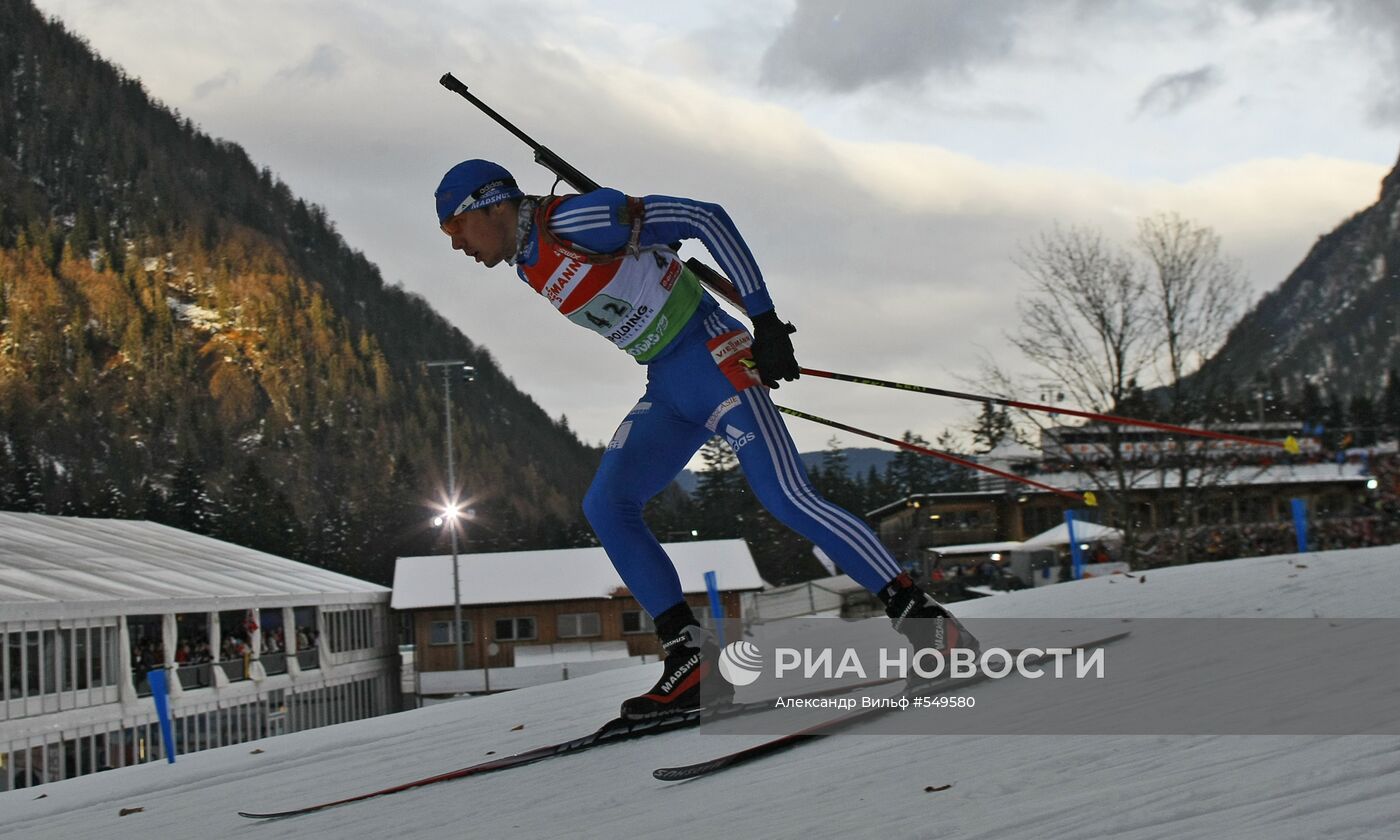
[1198,148,1400,420]
[0,1,600,583]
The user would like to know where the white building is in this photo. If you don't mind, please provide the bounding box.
[0,511,397,790]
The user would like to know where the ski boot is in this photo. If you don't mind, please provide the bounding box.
[880,573,980,684]
[620,602,733,720]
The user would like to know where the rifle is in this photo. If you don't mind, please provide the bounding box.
[438,72,748,312]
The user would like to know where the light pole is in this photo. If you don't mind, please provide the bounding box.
[427,360,475,672]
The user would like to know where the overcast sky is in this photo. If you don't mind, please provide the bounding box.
[32,0,1400,461]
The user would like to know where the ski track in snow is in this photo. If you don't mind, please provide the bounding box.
[3,545,1399,840]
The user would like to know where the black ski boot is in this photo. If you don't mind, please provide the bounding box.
[620,602,733,720]
[880,573,980,664]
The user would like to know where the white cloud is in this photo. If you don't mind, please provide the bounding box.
[273,44,347,84]
[27,0,1399,455]
[760,0,1032,91]
[192,69,239,100]
[1135,65,1224,117]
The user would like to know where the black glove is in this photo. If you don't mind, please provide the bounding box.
[750,310,800,389]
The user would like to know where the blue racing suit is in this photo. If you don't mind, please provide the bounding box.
[512,189,904,617]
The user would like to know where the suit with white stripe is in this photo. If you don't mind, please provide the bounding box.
[516,189,905,617]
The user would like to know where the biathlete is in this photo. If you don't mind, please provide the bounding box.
[435,159,974,719]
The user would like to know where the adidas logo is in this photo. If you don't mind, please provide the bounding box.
[725,423,757,452]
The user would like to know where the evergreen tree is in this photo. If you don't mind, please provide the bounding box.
[862,465,891,513]
[933,430,976,492]
[301,498,353,569]
[1381,369,1400,440]
[971,403,1014,454]
[813,437,860,513]
[643,482,700,544]
[1298,380,1325,427]
[1349,392,1378,447]
[90,478,131,518]
[221,459,304,557]
[886,431,938,497]
[165,457,218,534]
[139,481,167,523]
[1324,393,1348,447]
[694,437,745,540]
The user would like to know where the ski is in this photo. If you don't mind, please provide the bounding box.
[653,630,1132,782]
[237,673,905,820]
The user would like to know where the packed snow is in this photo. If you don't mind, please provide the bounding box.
[4,545,1400,839]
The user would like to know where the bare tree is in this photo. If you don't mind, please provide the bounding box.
[1011,227,1152,417]
[986,217,1248,567]
[1136,213,1247,562]
[1001,227,1154,557]
[1137,212,1245,415]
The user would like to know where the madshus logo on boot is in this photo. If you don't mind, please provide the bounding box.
[717,640,764,686]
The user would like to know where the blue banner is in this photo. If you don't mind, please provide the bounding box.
[704,570,725,647]
[1291,498,1309,554]
[1065,510,1084,581]
[146,668,177,764]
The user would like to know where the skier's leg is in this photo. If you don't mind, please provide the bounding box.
[726,386,905,593]
[583,395,733,719]
[728,387,977,659]
[582,395,712,619]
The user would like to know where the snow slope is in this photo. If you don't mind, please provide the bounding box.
[4,545,1400,840]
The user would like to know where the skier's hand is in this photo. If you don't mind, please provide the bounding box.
[750,310,800,389]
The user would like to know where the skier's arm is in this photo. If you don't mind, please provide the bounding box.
[636,193,774,317]
[549,189,775,317]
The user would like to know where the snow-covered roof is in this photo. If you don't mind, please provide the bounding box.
[1024,459,1372,491]
[0,511,388,620]
[391,539,767,610]
[981,440,1041,461]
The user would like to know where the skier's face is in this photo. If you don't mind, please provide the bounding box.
[442,202,515,268]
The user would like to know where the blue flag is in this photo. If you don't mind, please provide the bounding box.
[704,570,726,647]
[146,669,177,764]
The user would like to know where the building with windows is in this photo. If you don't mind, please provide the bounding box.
[0,511,398,790]
[392,540,766,696]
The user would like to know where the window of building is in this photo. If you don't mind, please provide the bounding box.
[557,613,601,639]
[621,610,655,635]
[326,607,377,653]
[493,617,536,642]
[428,620,473,645]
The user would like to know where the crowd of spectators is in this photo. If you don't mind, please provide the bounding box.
[131,626,320,675]
[1136,451,1399,566]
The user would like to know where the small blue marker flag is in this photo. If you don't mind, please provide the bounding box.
[703,570,725,647]
[1065,510,1085,581]
[146,668,177,764]
[1291,498,1310,554]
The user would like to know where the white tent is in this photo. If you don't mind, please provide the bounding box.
[928,522,1123,558]
[1021,520,1124,549]
[929,540,1023,557]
